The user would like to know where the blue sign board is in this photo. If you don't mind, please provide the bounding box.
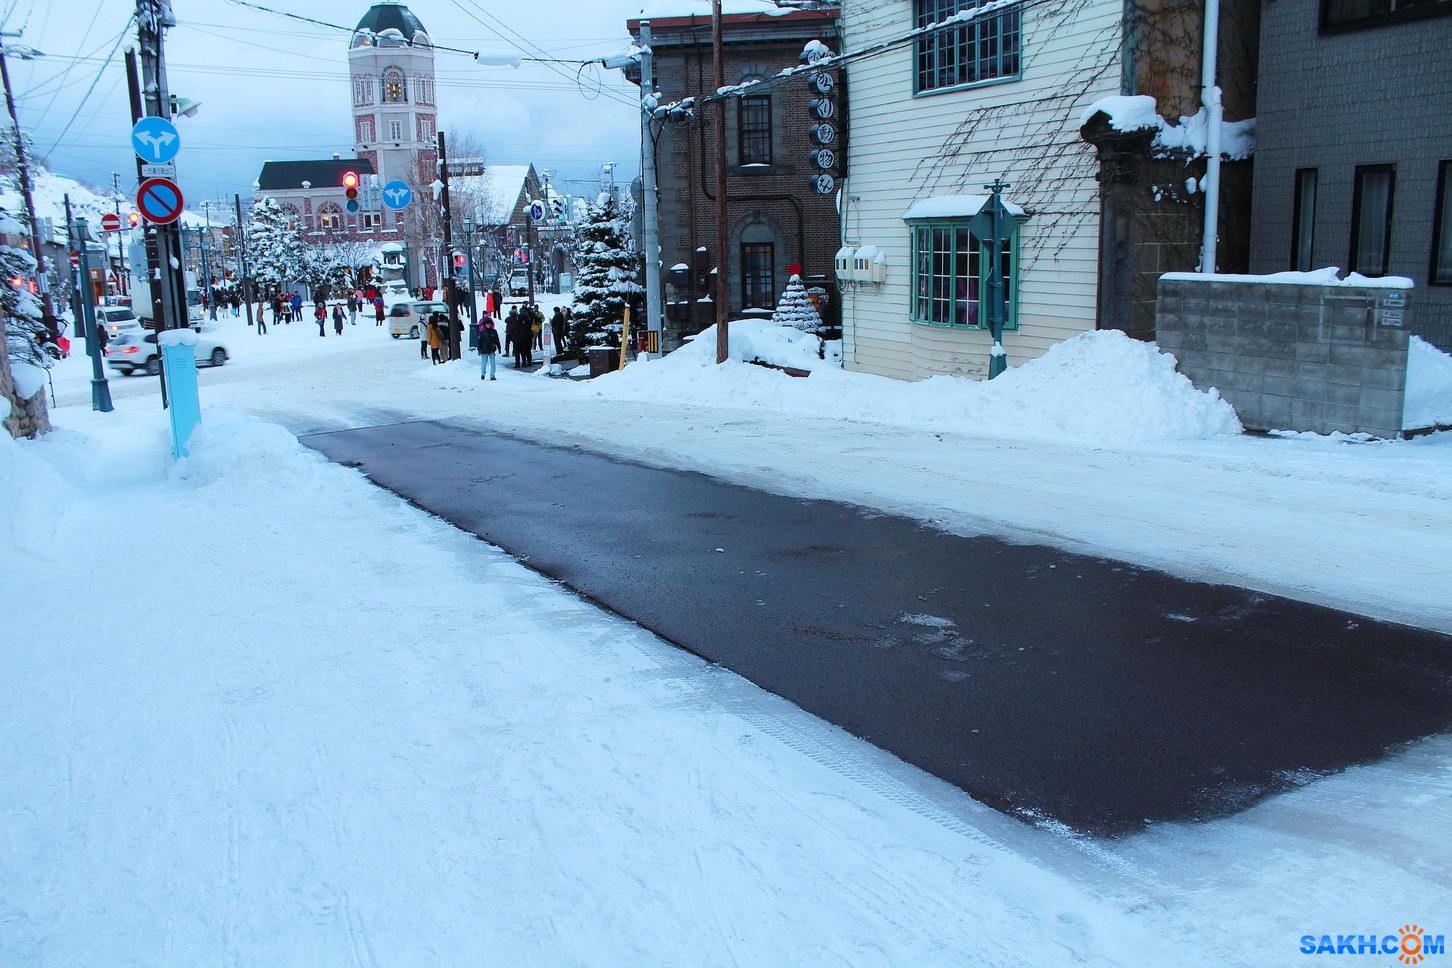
[131,116,181,164]
[381,180,413,210]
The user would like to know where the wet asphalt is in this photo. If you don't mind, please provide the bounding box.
[302,420,1452,837]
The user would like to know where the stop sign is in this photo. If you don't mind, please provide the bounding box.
[100,213,122,232]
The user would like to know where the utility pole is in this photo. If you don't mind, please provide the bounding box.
[436,129,461,360]
[235,193,254,330]
[0,38,61,345]
[712,0,729,364]
[111,173,129,295]
[638,21,663,358]
[200,200,215,318]
[134,0,189,344]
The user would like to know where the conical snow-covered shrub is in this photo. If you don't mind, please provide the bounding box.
[770,274,824,334]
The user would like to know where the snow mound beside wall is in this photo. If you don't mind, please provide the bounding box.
[597,324,1242,444]
[1404,336,1452,431]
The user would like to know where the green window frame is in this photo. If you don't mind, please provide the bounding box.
[909,222,1018,330]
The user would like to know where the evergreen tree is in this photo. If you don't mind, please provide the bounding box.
[569,192,644,360]
[770,274,824,334]
[246,197,305,298]
[0,208,48,367]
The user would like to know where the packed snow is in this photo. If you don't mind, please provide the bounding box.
[4,307,1450,966]
[1405,335,1452,430]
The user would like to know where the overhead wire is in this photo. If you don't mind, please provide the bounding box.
[33,0,107,124]
[40,16,133,160]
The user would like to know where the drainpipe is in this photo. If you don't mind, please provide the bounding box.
[1200,0,1222,273]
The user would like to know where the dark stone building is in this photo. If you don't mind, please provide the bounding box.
[1248,0,1452,350]
[626,8,842,346]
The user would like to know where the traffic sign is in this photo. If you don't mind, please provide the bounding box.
[529,199,545,222]
[136,177,185,225]
[131,116,181,164]
[141,163,176,179]
[69,252,80,269]
[100,213,122,232]
[381,180,412,209]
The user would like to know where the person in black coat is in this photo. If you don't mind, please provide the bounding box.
[506,308,530,368]
[477,317,501,380]
[549,307,567,356]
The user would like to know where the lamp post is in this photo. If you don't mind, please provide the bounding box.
[69,216,113,412]
[461,216,478,349]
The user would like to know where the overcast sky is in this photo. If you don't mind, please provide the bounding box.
[3,0,777,210]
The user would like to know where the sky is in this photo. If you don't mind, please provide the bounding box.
[5,308,1450,964]
[0,0,788,210]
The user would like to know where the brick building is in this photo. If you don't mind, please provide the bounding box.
[626,8,842,346]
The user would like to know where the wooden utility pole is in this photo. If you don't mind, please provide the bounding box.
[0,41,60,344]
[437,130,461,360]
[712,0,729,364]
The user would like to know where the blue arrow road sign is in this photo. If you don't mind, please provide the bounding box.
[131,116,180,164]
[381,180,413,209]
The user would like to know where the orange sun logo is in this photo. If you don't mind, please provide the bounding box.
[1400,924,1426,965]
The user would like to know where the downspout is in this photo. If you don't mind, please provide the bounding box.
[1200,0,1222,273]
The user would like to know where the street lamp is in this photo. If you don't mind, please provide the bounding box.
[461,216,478,348]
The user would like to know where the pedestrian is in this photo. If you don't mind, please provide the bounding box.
[478,317,500,381]
[550,306,567,356]
[230,292,241,317]
[427,312,445,364]
[292,292,303,324]
[504,307,521,367]
[531,304,544,354]
[348,294,358,325]
[332,303,345,335]
[97,320,110,357]
[491,285,504,319]
[315,301,327,336]
[373,294,385,325]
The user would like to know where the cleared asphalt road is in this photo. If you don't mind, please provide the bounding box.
[304,420,1452,836]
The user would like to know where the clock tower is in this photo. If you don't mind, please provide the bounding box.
[349,1,437,189]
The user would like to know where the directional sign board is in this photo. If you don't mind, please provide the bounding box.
[131,116,181,165]
[100,213,122,232]
[136,177,185,225]
[381,180,413,209]
[529,199,545,222]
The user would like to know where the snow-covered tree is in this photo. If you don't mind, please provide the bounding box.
[1,207,51,437]
[301,239,379,299]
[569,192,644,359]
[770,274,824,334]
[246,197,305,296]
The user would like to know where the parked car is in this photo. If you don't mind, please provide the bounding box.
[508,268,530,296]
[104,323,229,376]
[388,300,449,339]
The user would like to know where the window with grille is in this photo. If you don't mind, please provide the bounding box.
[1290,168,1318,271]
[388,120,404,143]
[738,97,772,166]
[909,222,1017,329]
[1432,161,1452,285]
[1349,164,1395,276]
[741,242,775,310]
[915,0,1021,93]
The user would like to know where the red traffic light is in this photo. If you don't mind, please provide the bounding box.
[452,252,466,269]
[128,212,140,226]
[342,171,360,190]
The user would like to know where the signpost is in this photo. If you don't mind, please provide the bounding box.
[136,177,184,225]
[529,199,546,223]
[100,213,122,232]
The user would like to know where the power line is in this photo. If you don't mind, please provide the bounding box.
[41,16,132,159]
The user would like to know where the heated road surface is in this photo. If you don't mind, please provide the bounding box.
[304,420,1452,836]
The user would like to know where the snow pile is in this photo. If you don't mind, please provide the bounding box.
[1080,95,1256,161]
[171,408,321,490]
[598,323,1241,443]
[0,428,70,556]
[1162,267,1416,289]
[1404,336,1452,431]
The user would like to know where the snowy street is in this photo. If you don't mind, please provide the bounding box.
[3,311,1451,965]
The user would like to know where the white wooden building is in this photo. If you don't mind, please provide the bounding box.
[838,0,1122,380]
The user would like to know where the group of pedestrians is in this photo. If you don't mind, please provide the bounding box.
[471,301,572,381]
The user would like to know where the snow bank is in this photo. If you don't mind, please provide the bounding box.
[1404,336,1452,431]
[0,429,72,556]
[596,323,1241,443]
[1162,267,1416,289]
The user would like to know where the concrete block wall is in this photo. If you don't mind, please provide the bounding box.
[1156,277,1410,437]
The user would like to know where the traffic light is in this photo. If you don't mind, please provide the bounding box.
[452,252,466,271]
[549,196,566,222]
[128,212,140,227]
[342,170,360,213]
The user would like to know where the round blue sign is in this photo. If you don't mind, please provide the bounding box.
[381,180,413,210]
[131,116,180,165]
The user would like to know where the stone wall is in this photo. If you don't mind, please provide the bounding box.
[1156,275,1410,437]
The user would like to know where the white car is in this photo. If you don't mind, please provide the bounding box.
[388,300,449,339]
[105,323,229,376]
[97,306,140,335]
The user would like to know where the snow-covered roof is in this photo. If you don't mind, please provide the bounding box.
[901,195,1026,221]
[635,0,797,17]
